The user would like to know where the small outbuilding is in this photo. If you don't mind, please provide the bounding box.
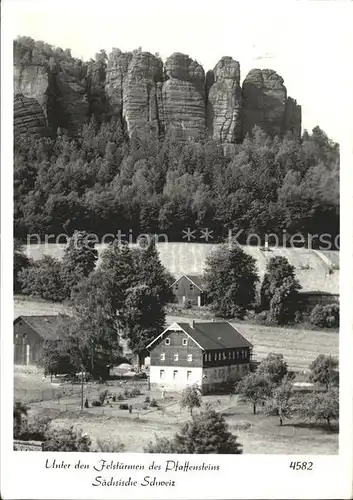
[170,274,205,307]
[13,315,70,366]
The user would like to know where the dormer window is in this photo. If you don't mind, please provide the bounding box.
[182,338,188,346]
[165,338,170,345]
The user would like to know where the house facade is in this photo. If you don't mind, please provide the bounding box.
[13,315,69,366]
[170,274,205,306]
[146,321,252,392]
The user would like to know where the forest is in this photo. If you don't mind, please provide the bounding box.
[14,121,339,244]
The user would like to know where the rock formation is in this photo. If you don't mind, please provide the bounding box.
[207,57,242,143]
[54,70,89,134]
[14,94,48,136]
[284,96,302,137]
[13,45,302,141]
[105,49,132,122]
[122,52,163,136]
[13,65,49,135]
[161,53,206,140]
[242,68,287,137]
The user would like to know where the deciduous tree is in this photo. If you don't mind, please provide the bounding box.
[145,408,242,454]
[204,243,259,318]
[180,384,202,416]
[309,354,339,390]
[235,372,273,414]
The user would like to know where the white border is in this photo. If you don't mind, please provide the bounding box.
[1,0,353,499]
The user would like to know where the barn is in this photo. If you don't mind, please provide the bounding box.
[170,274,205,307]
[13,315,70,366]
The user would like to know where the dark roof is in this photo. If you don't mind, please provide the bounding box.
[178,322,253,350]
[171,273,204,291]
[14,315,71,341]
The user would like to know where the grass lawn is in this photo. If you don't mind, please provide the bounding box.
[15,371,338,454]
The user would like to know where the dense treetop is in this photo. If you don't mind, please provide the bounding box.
[14,120,339,244]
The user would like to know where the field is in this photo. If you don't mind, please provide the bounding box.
[24,242,339,294]
[14,366,338,454]
[167,315,339,373]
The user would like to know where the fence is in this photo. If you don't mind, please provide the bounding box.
[14,439,43,451]
[15,379,149,404]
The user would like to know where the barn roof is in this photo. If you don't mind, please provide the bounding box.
[14,315,71,341]
[147,321,252,351]
[179,322,253,350]
[170,273,204,291]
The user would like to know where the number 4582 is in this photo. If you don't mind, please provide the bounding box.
[289,461,313,471]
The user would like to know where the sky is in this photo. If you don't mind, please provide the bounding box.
[5,0,353,142]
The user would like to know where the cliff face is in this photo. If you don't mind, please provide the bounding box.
[242,68,287,137]
[207,57,242,143]
[14,48,302,141]
[14,65,49,135]
[161,53,206,140]
[122,52,163,137]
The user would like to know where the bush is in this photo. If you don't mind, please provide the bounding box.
[42,426,91,452]
[145,395,151,403]
[84,398,89,408]
[19,416,51,441]
[94,437,125,452]
[255,310,268,322]
[91,400,102,407]
[112,394,116,402]
[119,404,129,410]
[130,387,141,396]
[183,299,193,309]
[124,388,130,398]
[117,393,125,401]
[310,303,339,328]
[310,304,326,327]
[324,304,339,328]
[149,398,158,408]
[99,390,108,405]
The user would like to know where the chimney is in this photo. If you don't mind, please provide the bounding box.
[190,320,196,328]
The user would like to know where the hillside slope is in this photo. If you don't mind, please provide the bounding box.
[24,243,339,294]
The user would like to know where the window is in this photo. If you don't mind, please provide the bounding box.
[189,283,194,291]
[182,338,188,346]
[187,370,192,380]
[174,353,179,361]
[175,284,179,291]
[237,351,240,359]
[165,338,170,345]
[187,354,193,362]
[233,351,236,359]
[173,370,178,379]
[218,352,221,360]
[160,370,165,379]
[160,353,165,361]
[244,350,247,359]
[223,352,226,360]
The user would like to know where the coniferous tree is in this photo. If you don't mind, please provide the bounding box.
[61,231,98,296]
